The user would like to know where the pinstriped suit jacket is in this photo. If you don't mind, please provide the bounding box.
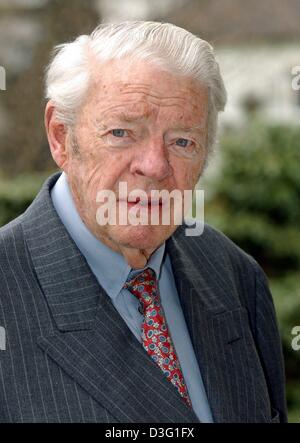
[0,173,287,423]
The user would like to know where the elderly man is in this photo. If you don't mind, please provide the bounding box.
[0,21,286,423]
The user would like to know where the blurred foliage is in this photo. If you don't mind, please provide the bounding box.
[205,121,300,276]
[203,120,300,422]
[286,381,300,423]
[0,171,55,226]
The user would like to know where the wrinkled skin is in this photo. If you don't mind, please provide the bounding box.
[45,58,208,268]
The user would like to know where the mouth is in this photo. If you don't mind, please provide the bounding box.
[128,197,162,207]
[117,196,165,207]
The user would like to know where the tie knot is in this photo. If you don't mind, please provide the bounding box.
[124,268,157,309]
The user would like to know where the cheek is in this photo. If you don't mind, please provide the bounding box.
[73,148,130,198]
[93,152,129,190]
[171,158,202,190]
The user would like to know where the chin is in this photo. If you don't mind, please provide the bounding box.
[109,224,176,250]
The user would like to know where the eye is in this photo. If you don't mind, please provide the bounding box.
[111,129,129,138]
[175,138,192,148]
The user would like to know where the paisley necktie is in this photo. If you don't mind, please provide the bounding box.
[124,267,191,406]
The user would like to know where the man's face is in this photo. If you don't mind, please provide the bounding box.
[64,57,208,253]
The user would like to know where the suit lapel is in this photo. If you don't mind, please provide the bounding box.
[22,173,199,423]
[36,307,199,423]
[166,228,271,423]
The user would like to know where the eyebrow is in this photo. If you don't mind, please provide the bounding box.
[94,112,147,130]
[171,124,206,135]
[94,113,205,133]
[111,112,205,129]
[106,111,150,123]
[116,112,148,123]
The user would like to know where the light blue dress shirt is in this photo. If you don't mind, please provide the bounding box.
[51,172,213,422]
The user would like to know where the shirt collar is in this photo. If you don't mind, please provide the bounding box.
[51,172,165,300]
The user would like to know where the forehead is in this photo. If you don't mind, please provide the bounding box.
[86,58,208,122]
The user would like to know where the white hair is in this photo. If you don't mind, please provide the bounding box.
[45,21,227,154]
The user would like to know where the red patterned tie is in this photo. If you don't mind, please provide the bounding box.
[124,267,191,406]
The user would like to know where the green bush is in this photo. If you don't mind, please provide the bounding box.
[205,121,300,276]
[0,171,56,227]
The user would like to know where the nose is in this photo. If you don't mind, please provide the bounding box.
[130,137,172,181]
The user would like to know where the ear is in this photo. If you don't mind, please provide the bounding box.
[45,101,69,171]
